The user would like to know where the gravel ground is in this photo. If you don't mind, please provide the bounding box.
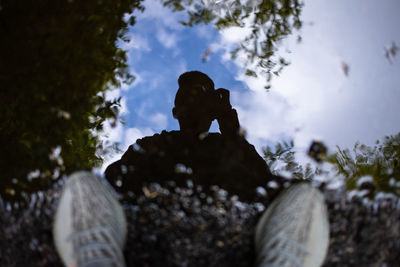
[0,181,399,267]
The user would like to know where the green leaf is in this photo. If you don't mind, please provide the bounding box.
[245,69,258,77]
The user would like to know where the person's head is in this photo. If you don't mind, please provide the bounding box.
[173,71,216,134]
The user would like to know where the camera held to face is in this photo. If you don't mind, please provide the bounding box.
[210,88,232,120]
[210,88,240,136]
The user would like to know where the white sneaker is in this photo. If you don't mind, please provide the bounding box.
[53,171,127,267]
[255,183,329,267]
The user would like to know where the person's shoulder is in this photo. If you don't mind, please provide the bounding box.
[135,130,179,143]
[106,130,180,172]
[131,130,180,150]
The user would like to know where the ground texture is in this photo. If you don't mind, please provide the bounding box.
[1,181,399,266]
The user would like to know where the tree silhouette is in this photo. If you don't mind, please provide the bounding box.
[0,0,143,204]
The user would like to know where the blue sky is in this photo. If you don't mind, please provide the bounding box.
[100,0,400,170]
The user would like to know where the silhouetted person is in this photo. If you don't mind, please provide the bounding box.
[105,71,283,201]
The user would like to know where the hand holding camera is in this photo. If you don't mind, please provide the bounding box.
[212,88,231,115]
[212,88,240,136]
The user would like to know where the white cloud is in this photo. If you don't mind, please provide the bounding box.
[220,26,251,44]
[104,88,129,116]
[176,59,187,77]
[120,33,151,52]
[131,70,165,94]
[214,0,400,162]
[268,0,400,152]
[156,28,178,49]
[119,98,129,116]
[195,25,214,40]
[97,121,125,173]
[128,69,143,90]
[137,0,185,31]
[99,118,125,145]
[98,126,155,172]
[124,127,154,147]
[149,113,168,131]
[98,84,132,171]
[231,89,292,153]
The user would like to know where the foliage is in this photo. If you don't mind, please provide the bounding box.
[163,0,303,89]
[328,133,400,198]
[263,139,324,181]
[0,0,143,204]
[263,133,400,199]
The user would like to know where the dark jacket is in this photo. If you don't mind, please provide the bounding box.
[105,130,281,201]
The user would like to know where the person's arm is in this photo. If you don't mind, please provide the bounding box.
[218,107,240,136]
[214,88,240,136]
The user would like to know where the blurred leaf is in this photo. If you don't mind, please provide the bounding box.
[245,69,258,77]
